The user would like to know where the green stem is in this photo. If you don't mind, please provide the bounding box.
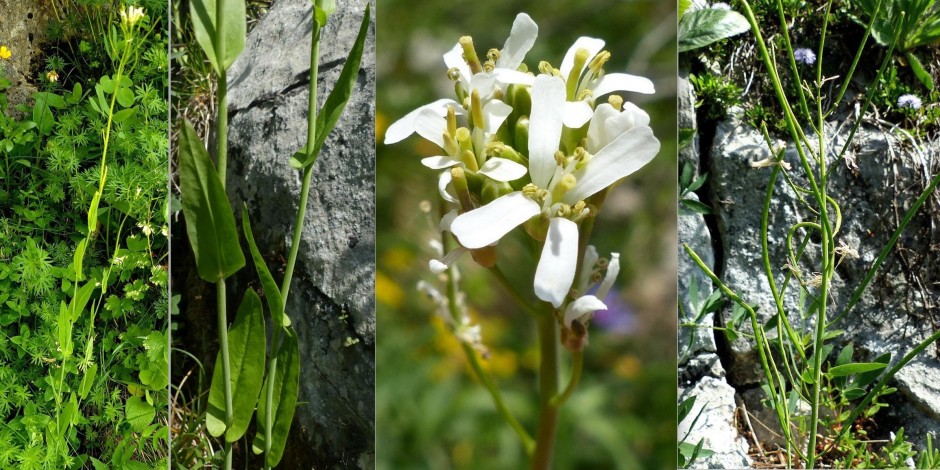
[531,312,560,470]
[551,351,583,407]
[217,280,233,469]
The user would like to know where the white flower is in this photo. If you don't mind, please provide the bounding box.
[385,13,538,145]
[451,75,659,307]
[556,37,656,129]
[562,249,620,326]
[121,5,145,27]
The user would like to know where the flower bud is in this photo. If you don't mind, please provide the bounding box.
[450,167,474,212]
[514,116,529,156]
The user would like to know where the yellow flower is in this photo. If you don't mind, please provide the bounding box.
[0,46,11,60]
[46,70,59,83]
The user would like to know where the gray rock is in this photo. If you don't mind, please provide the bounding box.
[0,0,50,112]
[678,67,699,172]
[225,0,375,466]
[706,115,940,445]
[679,376,752,469]
[679,192,719,365]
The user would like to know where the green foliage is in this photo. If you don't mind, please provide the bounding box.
[678,7,749,52]
[0,3,168,467]
[189,0,247,73]
[854,0,940,88]
[689,72,742,121]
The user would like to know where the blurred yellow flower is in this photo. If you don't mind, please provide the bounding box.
[375,271,404,309]
[0,46,11,60]
[46,70,59,83]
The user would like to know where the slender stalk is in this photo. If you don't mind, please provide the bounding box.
[531,312,560,470]
[217,280,233,470]
[263,18,322,467]
[551,351,583,407]
[213,4,233,466]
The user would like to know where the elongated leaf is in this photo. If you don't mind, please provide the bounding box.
[79,363,98,400]
[300,3,371,167]
[828,362,888,378]
[70,281,97,322]
[907,51,935,90]
[178,120,245,282]
[679,8,750,53]
[206,290,266,441]
[253,328,300,466]
[58,302,73,358]
[242,206,290,327]
[190,0,246,73]
[73,239,87,281]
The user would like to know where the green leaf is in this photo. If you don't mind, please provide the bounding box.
[125,396,155,432]
[678,8,750,53]
[855,352,891,387]
[300,4,371,167]
[242,206,290,327]
[112,107,137,123]
[253,328,301,466]
[73,239,87,282]
[907,51,934,90]
[115,87,135,108]
[178,120,245,282]
[88,191,101,234]
[680,198,712,214]
[66,83,83,105]
[32,92,66,135]
[58,302,74,358]
[828,362,888,378]
[206,290,266,442]
[315,0,336,18]
[678,396,696,421]
[190,0,247,73]
[69,281,97,322]
[679,127,696,150]
[79,364,98,400]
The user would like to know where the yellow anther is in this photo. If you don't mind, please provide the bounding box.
[607,94,624,111]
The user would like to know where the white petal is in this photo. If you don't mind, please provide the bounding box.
[622,101,651,127]
[565,125,660,203]
[430,246,467,274]
[414,108,448,149]
[443,43,471,89]
[590,73,655,96]
[529,75,566,188]
[586,103,621,152]
[439,209,459,232]
[483,100,513,135]
[470,73,498,99]
[492,68,535,86]
[497,13,538,70]
[534,218,579,308]
[451,192,540,249]
[438,170,458,204]
[562,101,593,128]
[595,253,620,300]
[560,37,605,80]
[421,156,461,169]
[563,295,607,327]
[577,245,599,291]
[385,99,461,144]
[478,157,528,182]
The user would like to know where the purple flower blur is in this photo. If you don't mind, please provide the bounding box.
[794,48,816,66]
[592,293,637,335]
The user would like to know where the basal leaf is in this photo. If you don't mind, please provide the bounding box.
[207,290,266,442]
[242,206,290,328]
[178,120,245,282]
[190,0,247,73]
[678,8,750,53]
[301,3,371,167]
[253,327,300,466]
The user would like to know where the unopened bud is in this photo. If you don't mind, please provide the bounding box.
[451,167,474,212]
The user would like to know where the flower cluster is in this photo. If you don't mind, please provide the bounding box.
[387,13,660,346]
[120,5,146,28]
